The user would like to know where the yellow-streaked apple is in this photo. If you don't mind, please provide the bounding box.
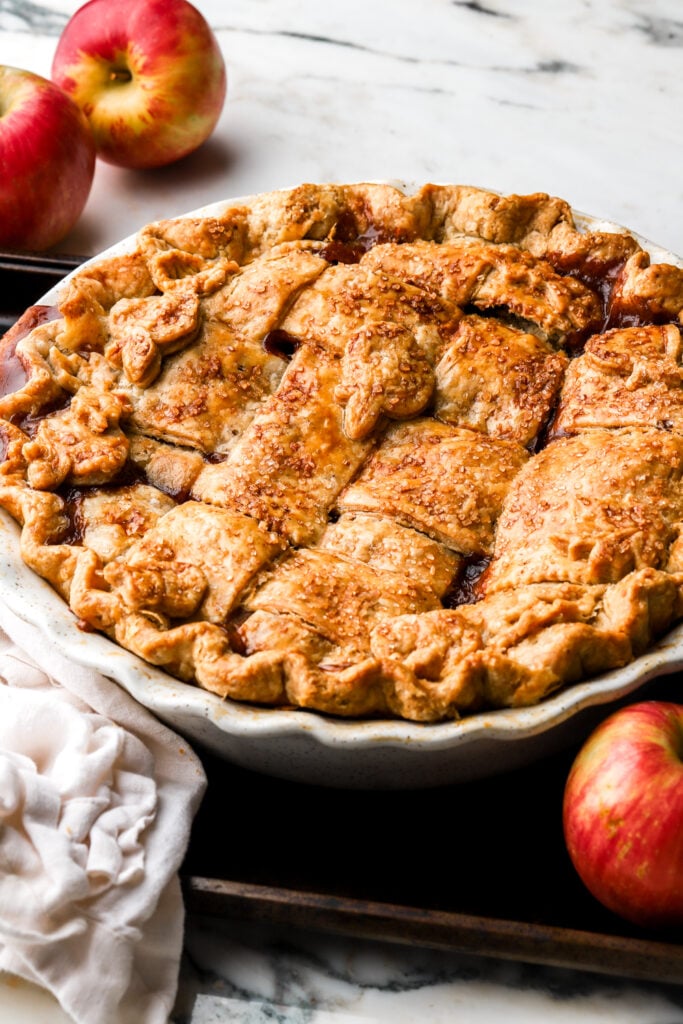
[0,65,95,251]
[51,0,227,170]
[563,701,683,929]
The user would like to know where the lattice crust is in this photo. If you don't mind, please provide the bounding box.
[2,182,683,722]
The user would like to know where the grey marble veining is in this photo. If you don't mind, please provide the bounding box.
[0,0,67,34]
[172,918,683,1023]
[1,0,682,256]
[634,13,683,47]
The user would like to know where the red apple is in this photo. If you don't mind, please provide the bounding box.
[51,0,227,170]
[0,65,95,251]
[563,701,683,929]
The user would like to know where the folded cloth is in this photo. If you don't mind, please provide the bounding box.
[0,602,207,1024]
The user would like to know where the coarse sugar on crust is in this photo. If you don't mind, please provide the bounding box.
[1,181,683,722]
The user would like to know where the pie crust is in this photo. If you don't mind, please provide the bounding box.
[1,182,683,722]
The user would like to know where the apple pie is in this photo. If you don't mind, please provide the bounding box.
[1,182,683,722]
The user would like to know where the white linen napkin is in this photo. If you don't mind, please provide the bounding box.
[0,602,207,1024]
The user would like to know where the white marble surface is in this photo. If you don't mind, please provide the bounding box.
[1,0,683,1021]
[173,919,683,1024]
[1,0,683,258]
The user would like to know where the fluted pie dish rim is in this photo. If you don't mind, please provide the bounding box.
[0,181,681,787]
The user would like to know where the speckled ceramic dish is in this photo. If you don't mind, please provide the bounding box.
[1,185,681,789]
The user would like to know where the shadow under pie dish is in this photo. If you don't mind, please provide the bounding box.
[1,181,683,787]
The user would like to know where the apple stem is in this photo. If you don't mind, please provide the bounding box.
[109,68,132,84]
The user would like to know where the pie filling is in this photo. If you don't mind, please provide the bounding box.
[1,182,682,722]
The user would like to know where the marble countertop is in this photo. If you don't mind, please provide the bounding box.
[2,0,683,259]
[1,1,683,1021]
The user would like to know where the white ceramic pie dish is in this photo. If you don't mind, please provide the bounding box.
[2,184,682,789]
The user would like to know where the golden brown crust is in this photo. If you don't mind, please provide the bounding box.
[191,345,373,545]
[317,512,460,597]
[1,181,682,722]
[434,315,568,445]
[484,428,683,590]
[337,419,529,555]
[612,251,683,323]
[245,547,440,649]
[552,323,683,434]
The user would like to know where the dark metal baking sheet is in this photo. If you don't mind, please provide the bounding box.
[181,671,683,985]
[0,250,83,334]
